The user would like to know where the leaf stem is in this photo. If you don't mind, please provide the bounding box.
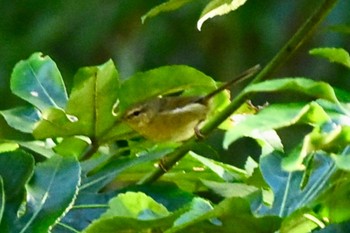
[81,138,99,160]
[138,0,339,185]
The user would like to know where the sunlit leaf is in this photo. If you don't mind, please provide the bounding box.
[10,52,68,111]
[309,47,350,68]
[224,102,330,149]
[173,197,214,227]
[83,192,176,233]
[197,0,247,31]
[244,156,258,176]
[101,192,169,219]
[280,209,321,233]
[0,142,19,153]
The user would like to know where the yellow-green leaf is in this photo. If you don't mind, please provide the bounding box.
[309,47,350,68]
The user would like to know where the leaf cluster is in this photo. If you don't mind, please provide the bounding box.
[1,0,350,232]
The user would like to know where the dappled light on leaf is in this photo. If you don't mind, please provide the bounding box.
[197,0,247,31]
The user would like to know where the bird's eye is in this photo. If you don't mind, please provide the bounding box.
[131,109,142,116]
[126,107,144,119]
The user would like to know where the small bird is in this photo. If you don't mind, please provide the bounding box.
[123,65,260,142]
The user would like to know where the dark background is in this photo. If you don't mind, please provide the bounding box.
[1,0,349,165]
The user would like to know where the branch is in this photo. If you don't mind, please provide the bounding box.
[138,0,339,185]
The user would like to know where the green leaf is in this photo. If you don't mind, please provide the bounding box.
[201,180,258,198]
[283,122,350,171]
[332,150,350,171]
[280,209,321,233]
[80,146,173,192]
[34,60,127,141]
[245,156,258,176]
[0,150,34,200]
[53,192,111,232]
[197,0,247,31]
[65,60,120,138]
[161,152,247,193]
[283,120,350,171]
[0,177,4,223]
[97,121,134,143]
[0,150,34,231]
[173,197,214,227]
[57,183,192,232]
[255,152,336,217]
[316,171,350,223]
[101,192,169,219]
[83,192,175,233]
[53,136,90,158]
[243,78,340,103]
[124,184,194,212]
[189,152,247,182]
[0,142,19,153]
[83,214,177,233]
[63,148,180,231]
[309,47,350,68]
[307,123,350,153]
[118,65,217,113]
[0,106,40,133]
[13,155,80,233]
[17,140,56,158]
[170,197,281,233]
[141,0,194,23]
[10,52,68,111]
[33,108,82,138]
[224,102,330,149]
